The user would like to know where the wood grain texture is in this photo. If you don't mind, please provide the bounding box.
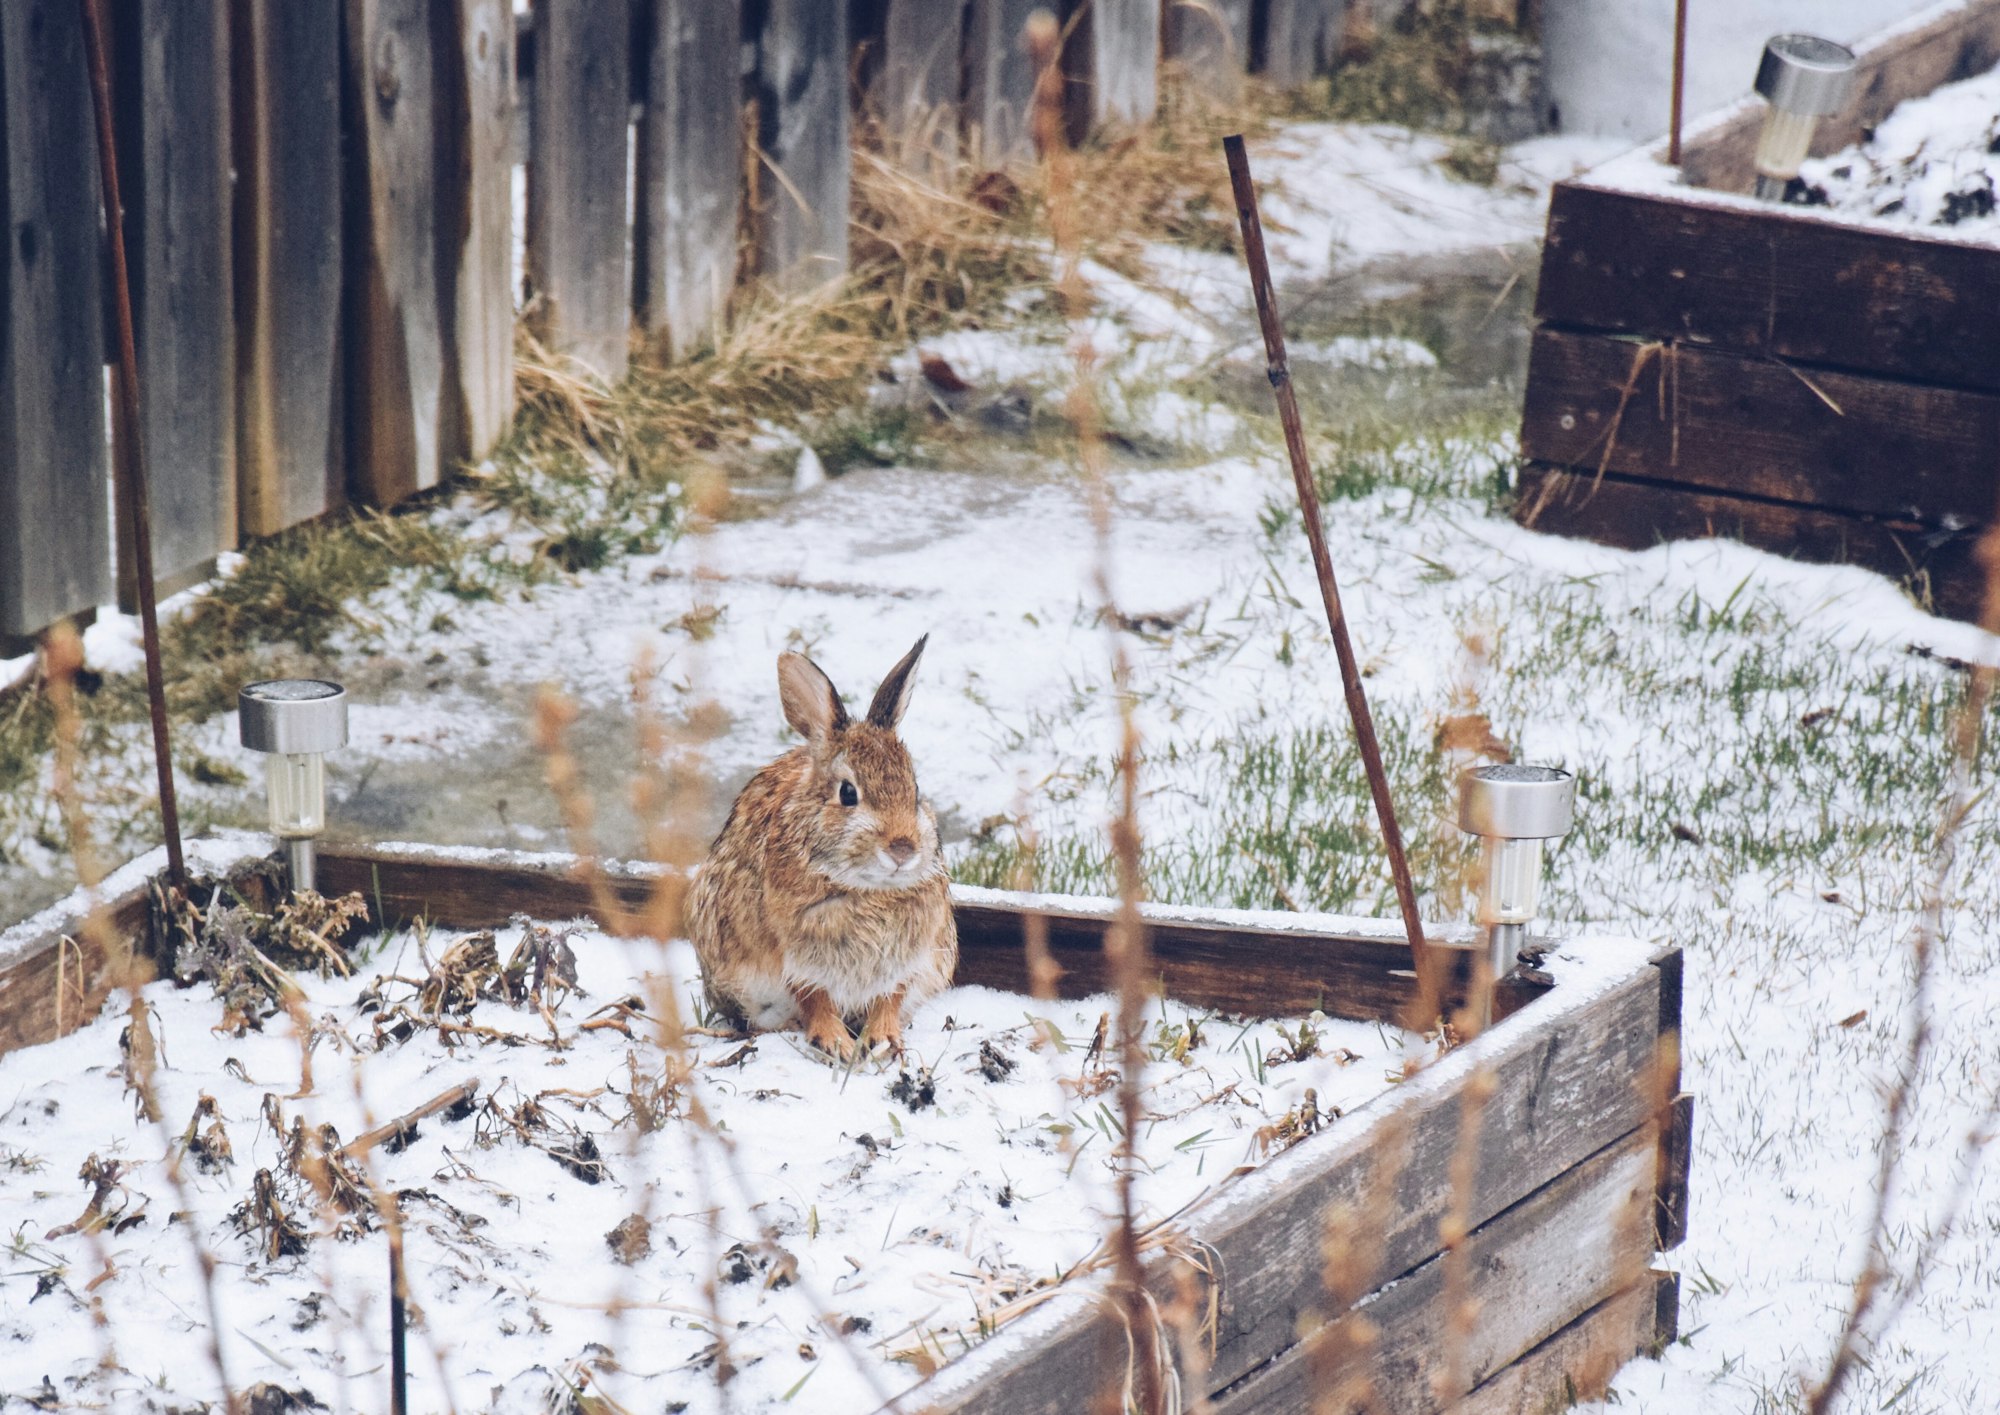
[231,0,345,536]
[1657,1091,1694,1251]
[1208,1129,1661,1413]
[1454,1271,1678,1415]
[527,0,629,382]
[1166,0,1252,98]
[1516,462,1989,622]
[1679,0,2000,196]
[110,0,237,600]
[1520,326,2000,526]
[0,0,112,640]
[1536,181,2000,396]
[1078,0,1160,128]
[1259,0,1334,86]
[880,0,964,155]
[752,0,849,290]
[965,0,1042,163]
[633,0,741,360]
[344,0,514,505]
[929,965,1665,1411]
[0,888,156,1058]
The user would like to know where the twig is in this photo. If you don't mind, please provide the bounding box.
[1222,134,1441,1027]
[1668,0,1689,167]
[76,0,183,890]
[339,1081,481,1161]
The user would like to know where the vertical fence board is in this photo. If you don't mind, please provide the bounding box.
[966,0,1041,163]
[345,0,513,506]
[232,0,344,538]
[111,0,236,601]
[1079,0,1159,128]
[881,0,963,155]
[527,0,630,381]
[634,0,741,360]
[754,0,849,290]
[0,0,110,647]
[1260,0,1334,85]
[1166,0,1251,97]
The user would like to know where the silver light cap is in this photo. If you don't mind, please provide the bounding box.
[1754,34,1858,118]
[1459,764,1575,840]
[239,680,349,755]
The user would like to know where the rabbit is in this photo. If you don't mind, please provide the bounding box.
[687,636,957,1060]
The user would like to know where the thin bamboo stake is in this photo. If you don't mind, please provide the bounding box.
[1668,0,1690,166]
[1221,135,1442,1023]
[76,0,184,890]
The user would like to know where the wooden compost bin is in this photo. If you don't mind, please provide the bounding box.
[0,837,1692,1414]
[1517,0,2000,621]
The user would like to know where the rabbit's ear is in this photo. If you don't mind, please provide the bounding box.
[779,653,849,742]
[866,635,928,729]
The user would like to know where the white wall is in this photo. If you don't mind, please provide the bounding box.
[1541,0,1947,141]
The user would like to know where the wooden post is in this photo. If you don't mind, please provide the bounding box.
[752,0,849,290]
[1259,0,1334,87]
[1072,0,1159,130]
[0,0,112,651]
[1165,0,1252,99]
[527,0,630,383]
[881,0,965,161]
[965,0,1042,164]
[344,0,514,507]
[634,0,742,360]
[232,0,344,537]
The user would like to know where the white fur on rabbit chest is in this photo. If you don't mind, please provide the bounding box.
[734,890,944,1024]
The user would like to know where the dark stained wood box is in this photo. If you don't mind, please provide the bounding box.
[0,836,1692,1413]
[1517,0,2000,621]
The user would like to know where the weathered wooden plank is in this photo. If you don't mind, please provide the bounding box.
[1535,181,2000,396]
[1259,0,1334,87]
[1520,326,2000,526]
[1166,0,1252,98]
[110,0,236,600]
[1207,1129,1661,1413]
[310,841,1547,1024]
[1515,463,1989,623]
[880,0,964,157]
[344,0,514,506]
[965,0,1043,163]
[109,4,232,569]
[1656,1091,1694,1251]
[1075,0,1160,128]
[752,0,849,289]
[0,0,111,643]
[633,0,741,360]
[527,0,631,382]
[1454,1271,1677,1415]
[0,886,157,1058]
[231,0,345,537]
[1679,0,2000,195]
[930,959,1665,1410]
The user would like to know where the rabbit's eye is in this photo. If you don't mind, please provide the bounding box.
[838,781,859,808]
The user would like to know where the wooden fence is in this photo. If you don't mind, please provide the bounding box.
[1,0,1369,654]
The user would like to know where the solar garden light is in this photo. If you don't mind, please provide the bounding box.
[1750,34,1858,201]
[238,679,348,895]
[1458,765,1576,987]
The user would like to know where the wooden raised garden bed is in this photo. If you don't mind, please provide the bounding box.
[1517,0,2000,621]
[0,837,1692,1413]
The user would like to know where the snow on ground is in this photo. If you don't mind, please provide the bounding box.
[0,902,1427,1413]
[1797,59,2000,235]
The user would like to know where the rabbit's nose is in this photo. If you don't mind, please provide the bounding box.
[887,838,917,864]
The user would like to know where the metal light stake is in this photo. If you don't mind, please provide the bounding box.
[1459,765,1575,986]
[239,679,348,894]
[1751,34,1858,201]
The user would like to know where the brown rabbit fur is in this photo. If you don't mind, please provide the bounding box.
[687,636,956,1059]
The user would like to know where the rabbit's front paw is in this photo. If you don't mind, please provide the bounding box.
[863,992,906,1057]
[795,985,857,1061]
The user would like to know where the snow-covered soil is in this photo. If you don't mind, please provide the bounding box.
[5,119,1999,1413]
[0,889,1430,1413]
[1796,60,2000,235]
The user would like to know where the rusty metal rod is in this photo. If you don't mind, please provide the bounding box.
[1668,0,1690,166]
[1222,135,1441,1015]
[77,0,184,890]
